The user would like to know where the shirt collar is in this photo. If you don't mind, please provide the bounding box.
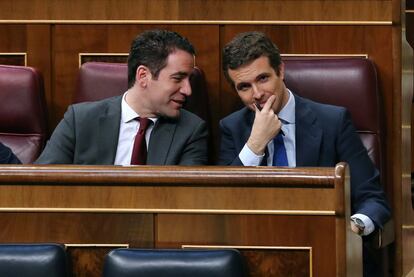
[121,92,158,124]
[278,89,295,124]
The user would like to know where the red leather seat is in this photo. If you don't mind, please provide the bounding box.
[0,65,48,163]
[74,62,128,104]
[284,58,383,172]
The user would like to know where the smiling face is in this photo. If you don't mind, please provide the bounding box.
[228,56,289,114]
[140,49,195,118]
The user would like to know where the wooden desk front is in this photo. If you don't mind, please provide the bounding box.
[0,163,361,276]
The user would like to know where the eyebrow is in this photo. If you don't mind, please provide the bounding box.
[235,82,250,91]
[170,72,189,78]
[235,72,271,90]
[256,72,270,80]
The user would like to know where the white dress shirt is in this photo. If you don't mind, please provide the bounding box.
[114,92,158,166]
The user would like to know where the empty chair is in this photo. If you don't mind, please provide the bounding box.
[103,248,246,277]
[0,243,70,277]
[74,62,210,122]
[0,65,48,163]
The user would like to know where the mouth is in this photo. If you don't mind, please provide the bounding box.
[171,98,186,108]
[254,101,265,111]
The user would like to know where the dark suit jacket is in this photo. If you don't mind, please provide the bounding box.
[0,142,21,164]
[36,96,208,165]
[219,94,390,228]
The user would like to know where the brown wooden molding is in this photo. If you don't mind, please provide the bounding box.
[0,20,394,25]
[0,165,339,187]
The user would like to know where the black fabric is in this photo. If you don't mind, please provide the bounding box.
[0,243,69,277]
[103,249,246,277]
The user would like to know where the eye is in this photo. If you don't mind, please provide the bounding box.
[258,75,269,82]
[171,72,188,83]
[237,83,251,92]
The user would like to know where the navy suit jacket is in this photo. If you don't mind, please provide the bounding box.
[219,94,390,229]
[0,142,21,164]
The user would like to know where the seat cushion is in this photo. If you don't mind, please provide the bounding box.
[103,248,246,277]
[0,243,69,277]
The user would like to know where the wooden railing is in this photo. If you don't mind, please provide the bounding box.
[0,163,361,276]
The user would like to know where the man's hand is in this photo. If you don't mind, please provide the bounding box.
[350,217,365,236]
[247,95,282,155]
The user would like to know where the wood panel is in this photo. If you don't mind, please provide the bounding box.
[0,213,153,246]
[0,164,361,277]
[0,54,25,66]
[0,166,338,211]
[157,214,333,276]
[242,249,310,277]
[67,247,122,277]
[80,54,127,65]
[0,1,393,22]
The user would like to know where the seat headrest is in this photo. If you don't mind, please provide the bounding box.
[74,62,128,104]
[0,65,47,133]
[284,58,380,132]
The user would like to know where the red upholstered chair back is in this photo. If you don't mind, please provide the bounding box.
[0,65,48,163]
[74,62,210,122]
[283,57,383,172]
[74,62,128,104]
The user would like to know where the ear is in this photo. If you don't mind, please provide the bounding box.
[136,65,152,88]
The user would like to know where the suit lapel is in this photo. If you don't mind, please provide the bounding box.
[295,95,322,166]
[98,96,122,164]
[147,117,177,165]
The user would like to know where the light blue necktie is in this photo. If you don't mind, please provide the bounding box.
[272,132,288,166]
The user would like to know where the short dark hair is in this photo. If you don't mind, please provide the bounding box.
[127,29,195,88]
[222,31,282,85]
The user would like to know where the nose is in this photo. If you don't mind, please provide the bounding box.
[252,84,263,100]
[181,78,192,96]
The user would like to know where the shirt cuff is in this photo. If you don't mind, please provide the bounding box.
[351,213,375,236]
[239,144,264,166]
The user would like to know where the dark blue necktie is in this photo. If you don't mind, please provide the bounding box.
[272,132,288,166]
